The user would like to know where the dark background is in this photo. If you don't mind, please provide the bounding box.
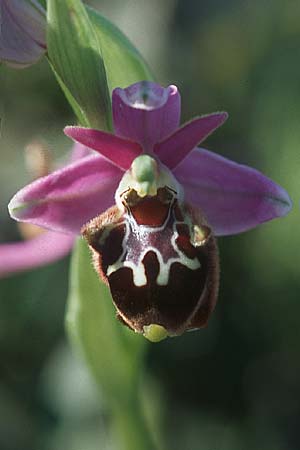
[0,0,299,449]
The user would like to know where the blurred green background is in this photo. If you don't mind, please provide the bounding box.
[0,0,299,449]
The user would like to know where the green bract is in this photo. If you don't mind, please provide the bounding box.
[47,0,153,129]
[47,0,110,128]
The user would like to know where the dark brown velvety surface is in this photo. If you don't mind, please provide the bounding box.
[83,189,219,335]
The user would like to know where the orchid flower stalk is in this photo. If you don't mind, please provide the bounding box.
[8,81,292,342]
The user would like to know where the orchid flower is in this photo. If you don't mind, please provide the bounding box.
[8,81,291,341]
[0,0,46,68]
[0,143,90,278]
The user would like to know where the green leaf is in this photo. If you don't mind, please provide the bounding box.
[47,0,111,129]
[35,0,47,8]
[66,239,145,403]
[86,6,154,95]
[47,1,154,129]
[48,59,90,127]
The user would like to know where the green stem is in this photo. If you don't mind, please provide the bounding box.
[110,393,163,450]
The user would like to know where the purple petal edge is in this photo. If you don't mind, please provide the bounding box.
[175,148,292,236]
[64,126,142,170]
[0,231,74,278]
[155,112,228,169]
[8,154,122,234]
[112,81,181,151]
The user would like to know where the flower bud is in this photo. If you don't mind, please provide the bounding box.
[0,0,46,68]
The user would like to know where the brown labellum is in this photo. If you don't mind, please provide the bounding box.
[82,187,219,339]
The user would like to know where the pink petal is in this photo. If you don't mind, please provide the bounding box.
[155,112,228,169]
[64,126,142,170]
[70,142,93,162]
[112,81,181,151]
[174,148,292,236]
[0,0,46,68]
[0,231,74,278]
[8,154,123,234]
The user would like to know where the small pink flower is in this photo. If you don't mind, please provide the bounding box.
[8,81,292,340]
[0,0,46,68]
